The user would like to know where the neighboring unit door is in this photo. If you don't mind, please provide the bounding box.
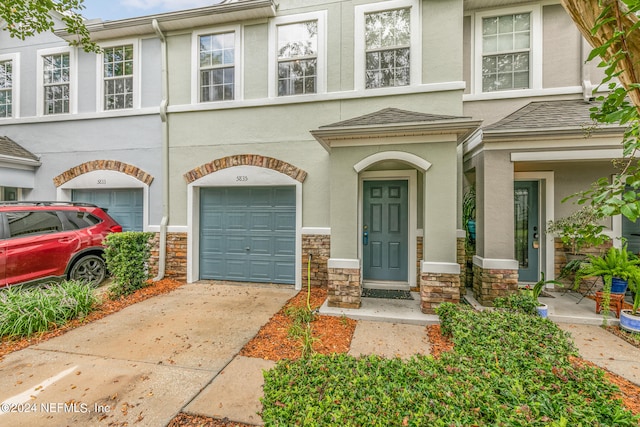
[514,181,539,282]
[363,180,408,282]
[199,186,296,284]
[72,189,143,231]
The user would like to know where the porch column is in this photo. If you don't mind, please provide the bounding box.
[473,151,518,305]
[327,148,361,308]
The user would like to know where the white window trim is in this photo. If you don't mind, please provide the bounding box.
[191,24,243,104]
[268,11,327,99]
[354,0,421,91]
[96,39,140,111]
[0,53,19,119]
[472,5,542,95]
[36,47,76,117]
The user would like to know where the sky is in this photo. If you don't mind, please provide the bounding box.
[79,0,221,21]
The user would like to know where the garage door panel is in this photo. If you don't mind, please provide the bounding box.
[72,189,143,232]
[199,186,295,284]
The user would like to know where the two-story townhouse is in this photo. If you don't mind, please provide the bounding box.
[0,12,163,233]
[460,0,627,305]
[152,0,480,313]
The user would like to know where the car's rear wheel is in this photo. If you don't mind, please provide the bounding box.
[69,255,106,285]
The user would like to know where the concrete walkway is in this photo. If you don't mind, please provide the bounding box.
[1,283,638,427]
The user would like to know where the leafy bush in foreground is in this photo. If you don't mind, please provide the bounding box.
[0,281,99,338]
[261,304,639,426]
[103,231,154,298]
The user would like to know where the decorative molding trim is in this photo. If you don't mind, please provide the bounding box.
[183,154,307,183]
[328,258,360,269]
[421,261,461,275]
[472,255,519,270]
[456,229,466,239]
[354,151,432,173]
[301,227,331,235]
[53,160,154,187]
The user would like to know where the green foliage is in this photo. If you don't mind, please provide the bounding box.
[463,186,476,251]
[566,0,640,222]
[262,304,639,426]
[103,231,154,299]
[546,206,609,254]
[494,293,539,315]
[575,245,640,322]
[0,0,100,53]
[0,281,99,338]
[285,304,318,358]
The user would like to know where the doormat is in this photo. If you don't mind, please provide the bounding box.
[362,288,414,300]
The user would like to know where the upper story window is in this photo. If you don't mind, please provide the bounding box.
[269,11,326,98]
[354,0,420,91]
[474,6,541,96]
[277,21,318,96]
[103,44,134,110]
[0,60,13,118]
[199,32,235,101]
[365,8,410,89]
[482,13,530,92]
[43,53,70,115]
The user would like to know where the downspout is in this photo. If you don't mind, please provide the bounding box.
[581,36,594,101]
[153,18,169,281]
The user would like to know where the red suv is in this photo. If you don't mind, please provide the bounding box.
[0,202,122,288]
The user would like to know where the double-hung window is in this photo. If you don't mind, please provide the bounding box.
[103,44,134,110]
[365,8,411,89]
[474,6,541,95]
[355,0,419,91]
[481,13,530,92]
[199,32,235,101]
[277,21,318,96]
[0,59,13,118]
[43,53,70,115]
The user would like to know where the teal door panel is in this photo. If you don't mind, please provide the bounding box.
[514,181,539,282]
[199,186,295,284]
[72,188,143,231]
[363,180,408,282]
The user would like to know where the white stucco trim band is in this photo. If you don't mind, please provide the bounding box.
[421,261,460,275]
[354,151,432,173]
[511,149,623,162]
[328,258,361,269]
[302,227,331,235]
[472,255,519,270]
[456,229,466,239]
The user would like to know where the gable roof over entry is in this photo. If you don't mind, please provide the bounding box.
[311,107,482,152]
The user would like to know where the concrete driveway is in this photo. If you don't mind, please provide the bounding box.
[0,282,295,427]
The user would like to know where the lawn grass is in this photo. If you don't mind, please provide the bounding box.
[261,303,640,426]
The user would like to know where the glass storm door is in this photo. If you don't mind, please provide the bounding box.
[514,181,539,282]
[363,180,408,282]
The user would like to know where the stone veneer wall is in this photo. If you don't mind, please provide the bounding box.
[149,232,187,281]
[456,237,466,299]
[420,272,460,314]
[472,264,518,306]
[553,238,611,293]
[302,234,330,288]
[415,236,423,287]
[327,267,361,309]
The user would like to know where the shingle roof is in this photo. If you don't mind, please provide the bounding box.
[483,99,620,132]
[0,136,39,161]
[320,107,471,128]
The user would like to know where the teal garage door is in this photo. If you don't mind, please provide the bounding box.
[200,186,295,284]
[72,189,143,231]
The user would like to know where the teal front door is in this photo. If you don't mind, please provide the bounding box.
[363,180,408,282]
[514,181,539,282]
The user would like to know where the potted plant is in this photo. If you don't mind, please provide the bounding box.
[574,245,640,323]
[522,272,562,318]
[463,186,476,247]
[620,280,640,333]
[546,206,609,259]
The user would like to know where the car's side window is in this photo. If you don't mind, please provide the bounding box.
[7,211,64,237]
[62,211,101,230]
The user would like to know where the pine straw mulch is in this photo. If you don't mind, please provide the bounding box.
[0,278,184,361]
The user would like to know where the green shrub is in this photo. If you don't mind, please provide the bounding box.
[261,304,639,426]
[0,281,99,338]
[103,231,154,298]
[493,293,539,315]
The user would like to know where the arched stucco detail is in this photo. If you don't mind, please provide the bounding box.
[184,154,307,184]
[353,151,432,173]
[53,160,154,187]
